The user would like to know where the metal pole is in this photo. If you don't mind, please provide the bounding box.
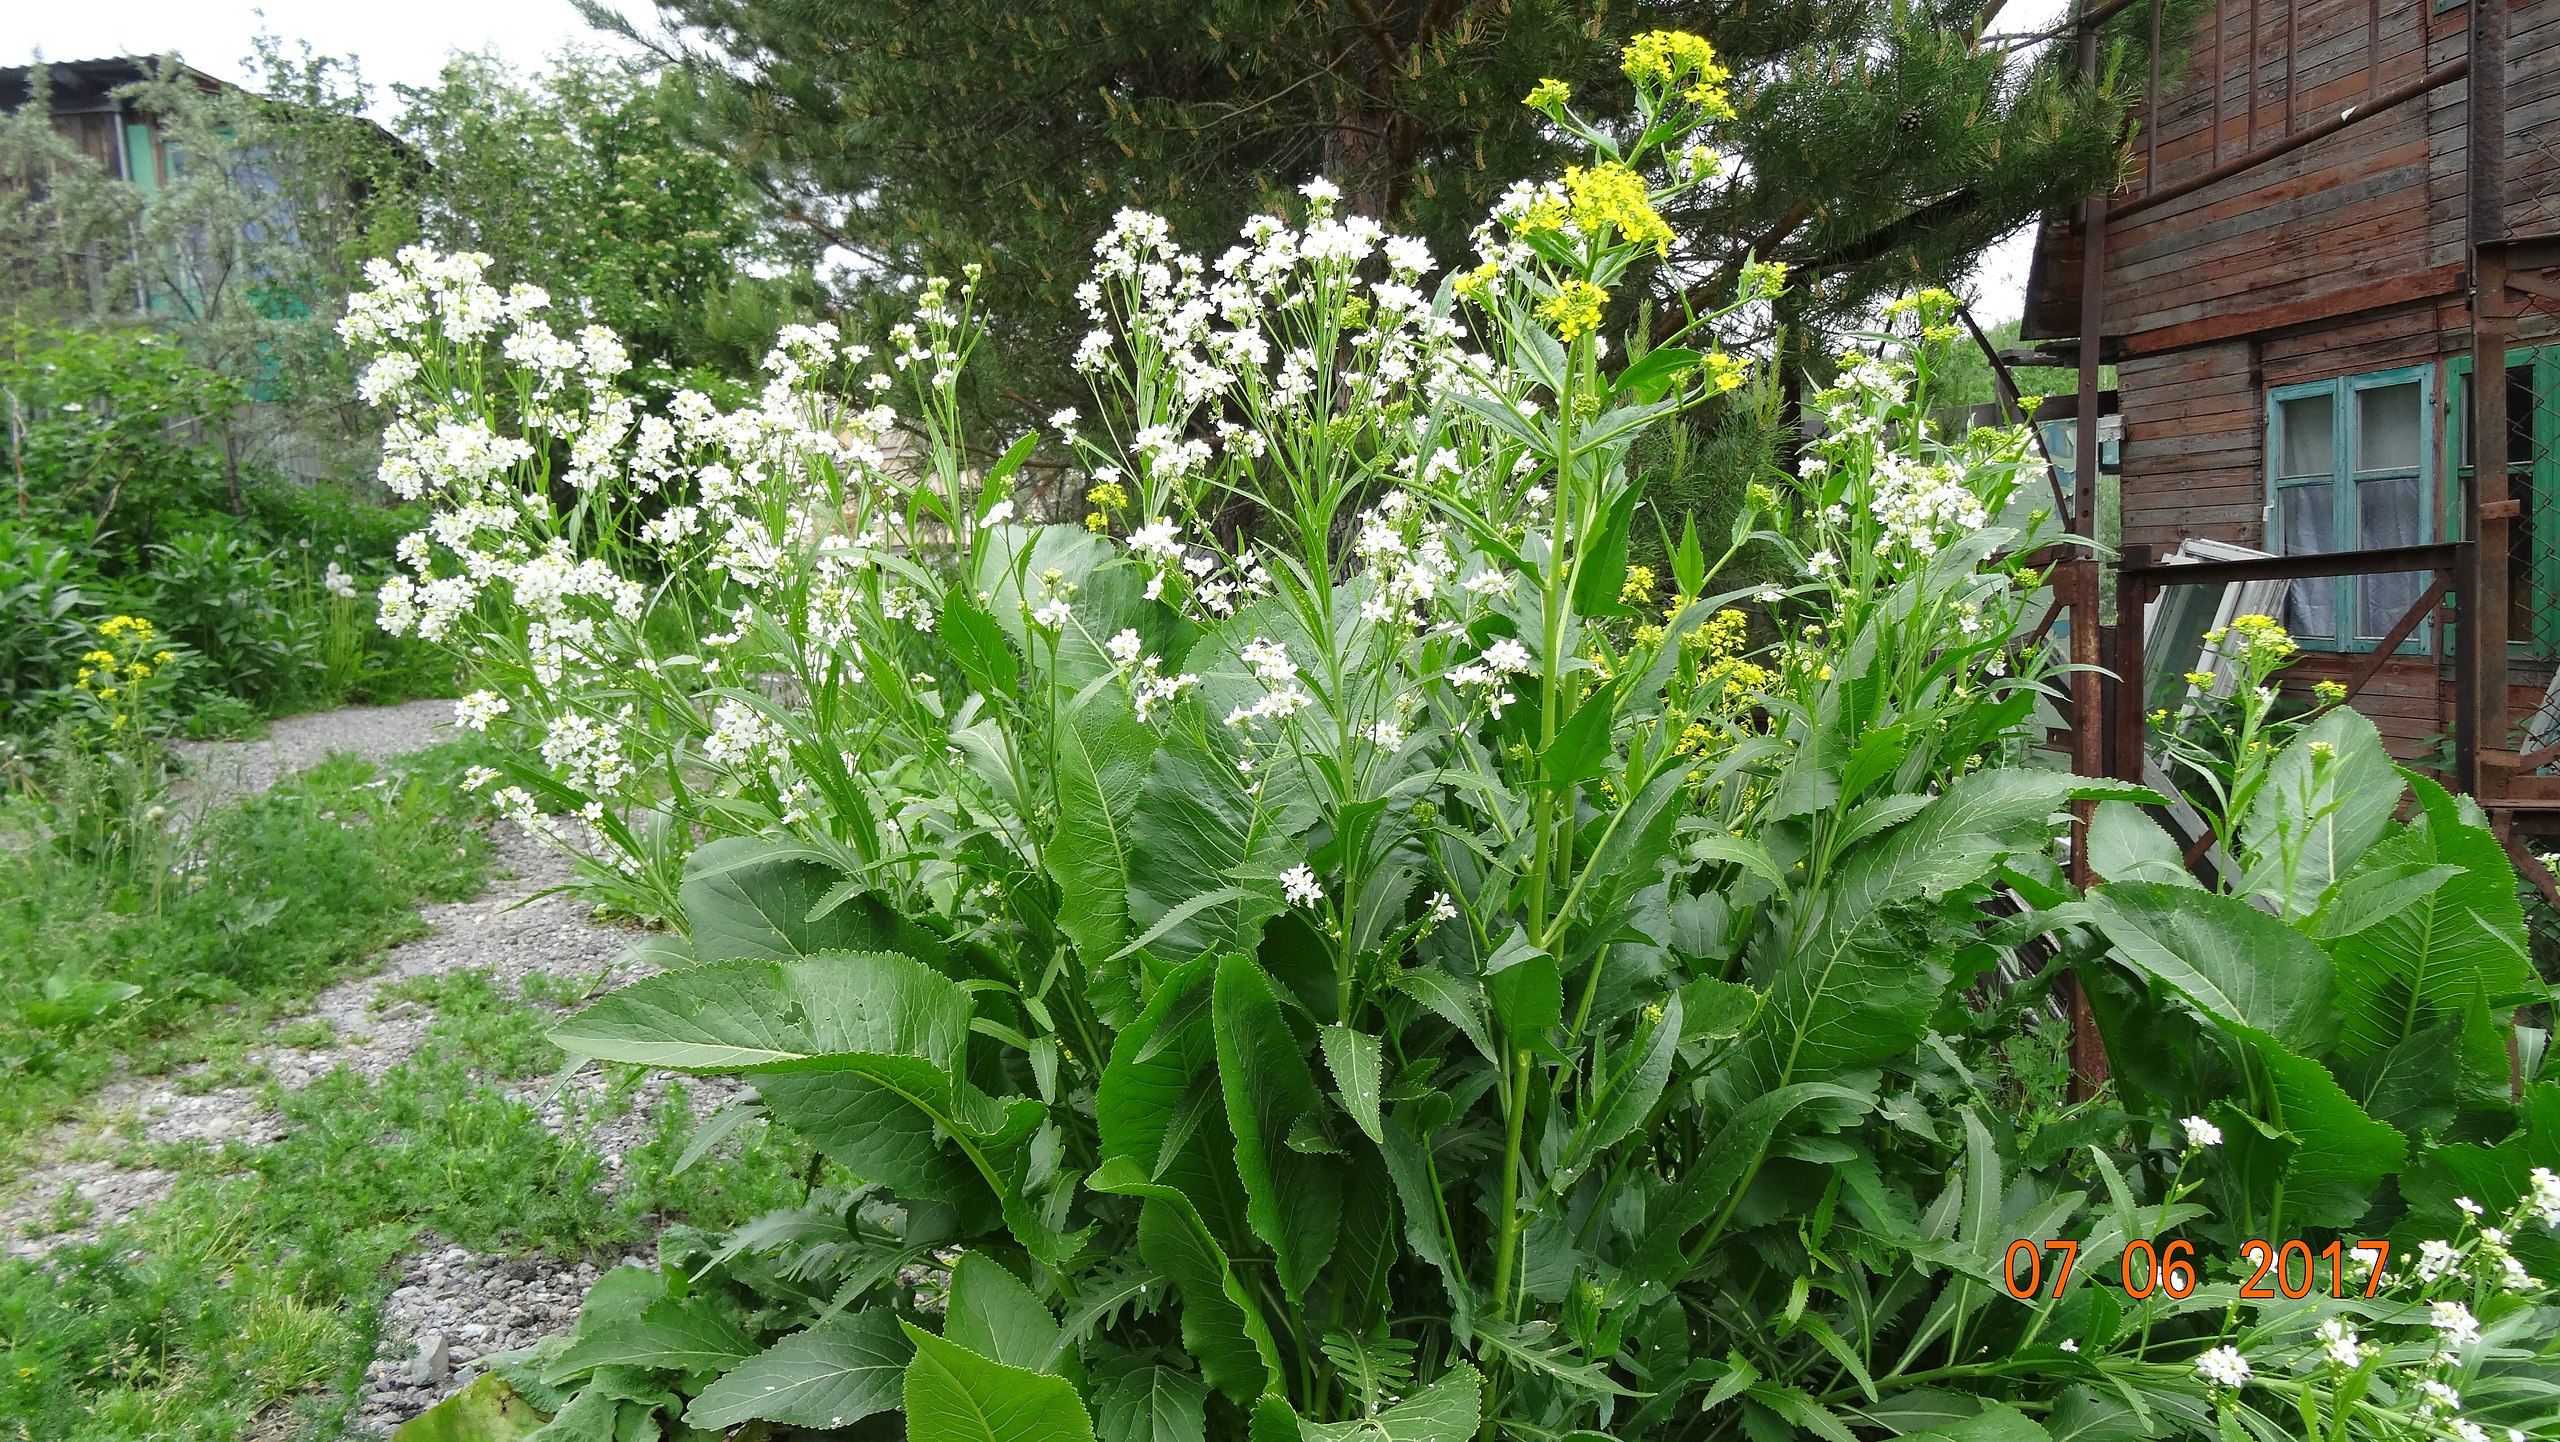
[2067,7,2112,1101]
[2464,0,2510,798]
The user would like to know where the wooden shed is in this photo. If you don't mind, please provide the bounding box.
[2022,0,2560,842]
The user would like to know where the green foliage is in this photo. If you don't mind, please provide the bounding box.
[0,965,804,1439]
[0,742,496,1139]
[350,51,2559,1437]
[392,48,811,377]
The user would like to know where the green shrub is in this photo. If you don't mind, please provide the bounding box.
[345,33,2560,1442]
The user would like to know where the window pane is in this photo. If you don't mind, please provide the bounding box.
[2280,482,2335,638]
[2357,382,2422,472]
[2278,392,2335,478]
[2356,475,2423,638]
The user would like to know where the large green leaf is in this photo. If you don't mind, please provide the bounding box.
[948,1252,1064,1374]
[1098,958,1217,1175]
[684,1307,912,1429]
[2086,801,2198,888]
[2329,775,2542,1060]
[973,523,1168,693]
[1319,1026,1386,1145]
[1726,769,2139,1100]
[943,587,1023,699]
[1087,1156,1283,1402]
[2238,708,2400,914]
[678,837,941,964]
[545,1297,753,1380]
[1296,1365,1483,1442]
[2230,1023,2407,1222]
[1213,954,1344,1301]
[1125,738,1298,964]
[1095,1365,1208,1442]
[1634,1082,1875,1278]
[901,1323,1096,1442]
[2084,883,2340,1055]
[1051,700,1157,969]
[550,952,968,1078]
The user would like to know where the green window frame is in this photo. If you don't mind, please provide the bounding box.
[2452,345,2560,657]
[2265,365,2436,651]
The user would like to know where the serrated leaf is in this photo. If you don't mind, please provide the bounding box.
[2086,883,2340,1054]
[545,1298,753,1380]
[550,952,968,1077]
[948,1252,1063,1374]
[901,1323,1096,1442]
[1320,1026,1386,1144]
[1087,1156,1282,1402]
[1213,954,1343,1301]
[1051,701,1156,966]
[1096,1365,1207,1442]
[1298,1365,1482,1442]
[678,837,941,963]
[683,1308,911,1429]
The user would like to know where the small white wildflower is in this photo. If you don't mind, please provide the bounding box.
[2056,1339,2078,1353]
[981,499,1016,527]
[1280,864,1323,908]
[460,766,500,793]
[1481,638,1532,674]
[2456,1196,2485,1218]
[1032,598,1073,629]
[2416,1379,2462,1416]
[2429,1300,2482,1347]
[2529,1167,2560,1226]
[2194,1346,2251,1388]
[454,689,511,732]
[1107,629,1144,666]
[1426,891,1457,924]
[2180,1116,2223,1149]
[2315,1319,2361,1369]
[2417,1238,2463,1282]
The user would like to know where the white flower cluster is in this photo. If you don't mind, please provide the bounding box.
[1106,629,1201,722]
[1225,636,1312,732]
[1352,490,1460,625]
[1448,638,1534,718]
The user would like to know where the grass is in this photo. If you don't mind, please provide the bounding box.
[0,740,500,1150]
[0,733,806,1439]
[0,968,806,1440]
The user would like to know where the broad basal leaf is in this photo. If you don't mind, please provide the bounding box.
[678,836,942,964]
[1087,1156,1283,1402]
[684,1307,911,1430]
[1213,954,1343,1301]
[1297,1364,1482,1442]
[1051,699,1157,974]
[550,952,968,1078]
[948,1251,1064,1375]
[1095,1365,1208,1442]
[901,1323,1096,1442]
[2085,883,2339,1055]
[2238,708,2399,914]
[1098,958,1217,1174]
[545,1297,753,1381]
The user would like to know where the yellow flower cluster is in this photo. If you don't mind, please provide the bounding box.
[1086,479,1131,533]
[1702,351,1748,395]
[73,616,173,727]
[1621,31,1734,115]
[1563,163,1674,256]
[2207,613,2297,672]
[1453,259,1502,302]
[1522,77,1572,111]
[1537,279,1609,341]
[1619,564,1657,606]
[1694,607,1771,696]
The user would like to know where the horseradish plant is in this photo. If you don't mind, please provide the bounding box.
[349,33,2560,1442]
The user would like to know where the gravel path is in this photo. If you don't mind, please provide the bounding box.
[0,700,731,1438]
[172,697,456,812]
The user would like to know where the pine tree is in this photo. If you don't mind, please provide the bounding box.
[592,0,2162,411]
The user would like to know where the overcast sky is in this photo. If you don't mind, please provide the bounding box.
[15,0,2073,320]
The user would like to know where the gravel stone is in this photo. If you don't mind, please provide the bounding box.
[0,703,746,1435]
